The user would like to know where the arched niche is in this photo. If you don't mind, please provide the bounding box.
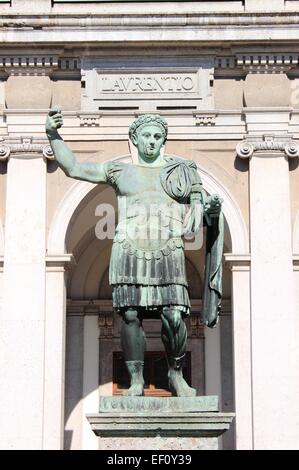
[48,155,248,256]
[51,153,248,451]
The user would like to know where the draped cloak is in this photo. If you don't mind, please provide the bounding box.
[104,156,223,327]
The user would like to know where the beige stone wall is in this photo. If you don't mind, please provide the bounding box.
[4,76,81,110]
[214,79,244,110]
[51,80,81,111]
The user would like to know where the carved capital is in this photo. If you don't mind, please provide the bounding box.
[0,143,10,161]
[42,144,54,160]
[236,135,299,159]
[284,141,299,158]
[236,141,254,159]
[0,137,54,160]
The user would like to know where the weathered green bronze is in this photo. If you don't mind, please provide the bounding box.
[46,109,223,397]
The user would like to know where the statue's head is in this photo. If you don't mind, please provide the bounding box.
[129,114,168,161]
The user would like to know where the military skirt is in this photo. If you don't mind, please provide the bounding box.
[109,234,191,316]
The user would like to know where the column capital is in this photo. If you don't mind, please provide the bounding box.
[0,137,54,161]
[236,135,299,160]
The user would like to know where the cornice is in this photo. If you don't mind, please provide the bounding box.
[2,12,299,28]
[2,13,299,45]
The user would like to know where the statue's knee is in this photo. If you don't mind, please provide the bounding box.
[162,307,182,331]
[123,309,139,324]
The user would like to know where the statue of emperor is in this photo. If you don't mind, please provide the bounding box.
[46,109,223,397]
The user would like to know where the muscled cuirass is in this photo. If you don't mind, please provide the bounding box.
[115,164,186,252]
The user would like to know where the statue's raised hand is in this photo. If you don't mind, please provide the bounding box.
[46,107,63,136]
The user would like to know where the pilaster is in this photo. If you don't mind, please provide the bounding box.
[225,254,252,450]
[0,138,53,449]
[44,254,74,450]
[236,134,299,449]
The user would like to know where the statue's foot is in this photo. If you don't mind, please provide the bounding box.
[168,369,196,397]
[123,382,144,396]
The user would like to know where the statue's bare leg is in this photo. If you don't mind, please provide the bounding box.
[161,306,196,397]
[120,308,146,396]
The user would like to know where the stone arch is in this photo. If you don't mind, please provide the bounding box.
[55,153,247,450]
[47,155,249,255]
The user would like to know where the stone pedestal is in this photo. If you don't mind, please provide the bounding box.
[87,396,234,450]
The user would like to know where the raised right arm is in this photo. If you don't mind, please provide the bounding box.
[45,108,107,183]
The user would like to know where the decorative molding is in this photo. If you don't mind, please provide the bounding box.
[0,137,54,160]
[215,54,299,75]
[2,12,299,29]
[193,112,216,126]
[214,56,237,70]
[236,54,298,74]
[0,55,81,76]
[224,253,251,272]
[78,113,102,127]
[66,299,114,316]
[46,254,75,272]
[0,55,58,77]
[87,410,234,439]
[236,135,299,159]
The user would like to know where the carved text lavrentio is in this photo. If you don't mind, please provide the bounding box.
[97,74,196,94]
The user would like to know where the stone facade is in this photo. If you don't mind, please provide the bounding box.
[0,0,299,450]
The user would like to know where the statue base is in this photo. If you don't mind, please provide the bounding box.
[86,396,234,450]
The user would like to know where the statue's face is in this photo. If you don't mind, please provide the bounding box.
[133,124,165,160]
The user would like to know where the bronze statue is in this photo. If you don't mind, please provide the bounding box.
[46,109,223,397]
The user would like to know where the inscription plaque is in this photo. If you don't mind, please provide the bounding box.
[98,73,197,94]
[81,60,214,111]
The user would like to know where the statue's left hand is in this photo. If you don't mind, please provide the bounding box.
[204,194,222,217]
